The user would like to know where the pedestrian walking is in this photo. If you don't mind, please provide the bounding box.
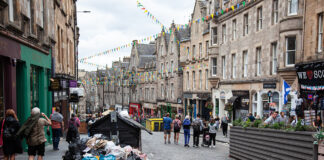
[66,113,80,144]
[172,115,181,145]
[17,107,52,160]
[192,114,204,147]
[163,113,172,144]
[50,107,64,150]
[182,115,191,147]
[208,118,219,148]
[0,109,22,160]
[221,115,229,137]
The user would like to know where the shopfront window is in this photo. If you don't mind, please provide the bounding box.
[30,65,40,110]
[0,61,4,119]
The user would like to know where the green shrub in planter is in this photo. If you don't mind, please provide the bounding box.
[242,119,251,128]
[253,119,262,128]
[233,118,242,126]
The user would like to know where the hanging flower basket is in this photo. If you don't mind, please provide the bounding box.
[205,102,213,110]
[225,103,233,111]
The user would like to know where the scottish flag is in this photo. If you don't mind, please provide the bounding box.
[282,80,291,104]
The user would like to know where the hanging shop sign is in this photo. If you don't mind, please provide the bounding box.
[69,80,77,88]
[69,93,79,102]
[263,83,276,89]
[50,78,61,91]
[177,98,182,104]
[296,61,324,91]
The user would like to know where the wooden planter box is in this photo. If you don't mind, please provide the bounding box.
[230,126,316,160]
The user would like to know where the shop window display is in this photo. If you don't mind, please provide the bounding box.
[30,65,40,110]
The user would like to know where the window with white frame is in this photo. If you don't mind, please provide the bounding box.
[288,0,298,15]
[161,84,164,98]
[205,69,208,90]
[161,63,164,77]
[199,43,202,58]
[8,0,15,22]
[271,42,278,75]
[243,14,249,36]
[222,56,226,79]
[193,71,196,89]
[232,19,237,40]
[171,83,174,99]
[257,7,263,31]
[171,41,173,53]
[232,54,236,78]
[187,72,189,90]
[205,41,209,57]
[286,37,296,66]
[222,24,227,43]
[192,45,196,59]
[212,27,218,45]
[256,47,262,76]
[318,13,323,52]
[272,0,279,24]
[243,51,248,77]
[199,70,202,90]
[187,47,190,60]
[212,58,217,76]
[171,61,174,76]
[166,62,169,76]
[160,45,163,56]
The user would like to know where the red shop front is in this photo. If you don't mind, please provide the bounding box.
[129,103,141,117]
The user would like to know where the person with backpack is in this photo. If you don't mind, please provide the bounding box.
[182,115,191,147]
[50,107,64,150]
[66,113,80,144]
[192,114,204,147]
[172,115,181,145]
[163,113,172,144]
[0,109,22,160]
[221,115,229,137]
[17,107,51,160]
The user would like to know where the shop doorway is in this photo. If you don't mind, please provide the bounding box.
[252,93,258,117]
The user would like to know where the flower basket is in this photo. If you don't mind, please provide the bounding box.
[224,103,233,111]
[205,102,213,110]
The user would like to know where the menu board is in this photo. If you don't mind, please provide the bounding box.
[304,110,316,126]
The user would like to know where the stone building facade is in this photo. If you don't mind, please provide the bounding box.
[180,0,212,120]
[128,41,156,117]
[78,69,98,114]
[113,58,130,111]
[156,24,189,118]
[210,0,305,120]
[52,0,79,125]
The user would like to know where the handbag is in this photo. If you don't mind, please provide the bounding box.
[46,126,51,136]
[0,119,5,147]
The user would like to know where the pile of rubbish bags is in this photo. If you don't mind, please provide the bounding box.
[63,134,148,160]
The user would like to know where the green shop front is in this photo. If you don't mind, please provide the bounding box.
[16,44,52,149]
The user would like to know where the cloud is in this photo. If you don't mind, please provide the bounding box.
[77,0,195,71]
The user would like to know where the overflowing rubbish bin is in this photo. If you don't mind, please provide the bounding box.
[63,111,152,160]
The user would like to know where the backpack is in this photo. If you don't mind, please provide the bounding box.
[183,119,190,126]
[174,120,180,131]
[3,127,14,139]
[192,119,201,131]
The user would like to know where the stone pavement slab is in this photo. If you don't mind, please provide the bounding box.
[142,131,232,160]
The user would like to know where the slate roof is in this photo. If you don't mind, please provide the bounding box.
[136,44,156,56]
[177,27,190,42]
[139,55,156,68]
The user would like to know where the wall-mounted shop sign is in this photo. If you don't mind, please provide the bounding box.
[0,35,20,59]
[263,83,276,89]
[198,93,211,99]
[296,61,324,91]
[183,93,193,99]
[220,91,226,99]
[177,98,182,104]
[50,79,61,91]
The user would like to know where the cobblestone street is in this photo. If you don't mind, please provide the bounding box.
[142,131,232,160]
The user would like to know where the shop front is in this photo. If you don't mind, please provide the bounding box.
[296,61,324,120]
[228,90,250,121]
[129,103,141,117]
[158,102,182,119]
[198,93,212,121]
[143,102,156,118]
[16,44,52,149]
[0,35,21,119]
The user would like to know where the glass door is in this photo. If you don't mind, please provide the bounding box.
[30,65,40,110]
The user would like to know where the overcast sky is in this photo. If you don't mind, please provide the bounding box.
[77,0,195,71]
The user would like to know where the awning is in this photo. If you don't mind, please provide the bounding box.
[228,96,238,103]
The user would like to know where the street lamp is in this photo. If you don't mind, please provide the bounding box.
[77,11,91,13]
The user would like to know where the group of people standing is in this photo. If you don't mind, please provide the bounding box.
[0,107,81,160]
[162,113,229,148]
